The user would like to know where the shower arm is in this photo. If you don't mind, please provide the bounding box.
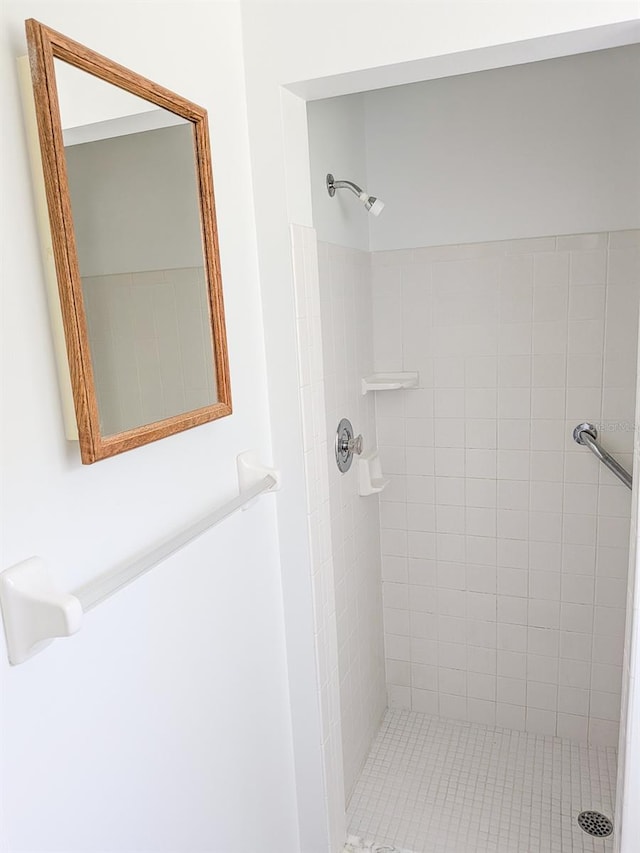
[326,173,384,216]
[330,178,364,198]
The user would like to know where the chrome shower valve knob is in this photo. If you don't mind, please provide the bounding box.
[347,433,363,455]
[335,418,363,472]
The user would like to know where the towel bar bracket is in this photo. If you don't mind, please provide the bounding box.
[0,557,83,665]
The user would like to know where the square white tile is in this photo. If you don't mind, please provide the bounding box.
[347,709,616,853]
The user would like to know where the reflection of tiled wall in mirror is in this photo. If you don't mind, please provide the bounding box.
[82,266,217,436]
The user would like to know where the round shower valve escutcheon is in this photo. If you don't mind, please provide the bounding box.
[335,417,363,473]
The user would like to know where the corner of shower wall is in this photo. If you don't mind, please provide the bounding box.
[615,238,640,847]
[290,223,346,851]
[315,237,387,800]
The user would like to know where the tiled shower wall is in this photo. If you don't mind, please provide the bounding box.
[372,231,640,747]
[317,242,387,798]
[290,225,346,849]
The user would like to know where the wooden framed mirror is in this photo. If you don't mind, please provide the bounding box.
[25,19,232,464]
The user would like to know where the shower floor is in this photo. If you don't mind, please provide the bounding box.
[346,709,617,853]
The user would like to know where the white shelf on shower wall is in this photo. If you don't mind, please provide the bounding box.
[361,372,418,395]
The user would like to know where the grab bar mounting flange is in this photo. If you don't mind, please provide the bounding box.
[573,422,632,491]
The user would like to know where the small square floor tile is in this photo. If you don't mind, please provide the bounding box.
[346,709,616,853]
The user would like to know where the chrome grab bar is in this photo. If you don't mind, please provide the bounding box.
[573,422,632,491]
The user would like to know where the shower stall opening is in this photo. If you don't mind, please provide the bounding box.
[290,36,640,853]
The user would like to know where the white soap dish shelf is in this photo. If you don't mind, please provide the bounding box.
[358,450,390,496]
[361,372,418,394]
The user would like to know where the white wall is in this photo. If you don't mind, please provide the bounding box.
[307,95,369,251]
[1,2,299,851]
[307,45,640,253]
[366,46,640,251]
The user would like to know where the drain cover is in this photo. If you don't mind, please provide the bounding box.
[577,811,613,838]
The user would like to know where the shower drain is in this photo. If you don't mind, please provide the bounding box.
[577,811,613,838]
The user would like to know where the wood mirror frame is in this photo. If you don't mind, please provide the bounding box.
[25,19,232,464]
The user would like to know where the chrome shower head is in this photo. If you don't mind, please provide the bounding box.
[326,173,385,216]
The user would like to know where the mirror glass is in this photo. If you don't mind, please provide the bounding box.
[54,59,218,437]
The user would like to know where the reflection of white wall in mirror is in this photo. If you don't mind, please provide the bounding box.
[55,58,159,130]
[65,123,203,276]
[63,108,186,147]
[83,267,217,436]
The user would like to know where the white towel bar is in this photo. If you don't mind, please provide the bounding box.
[0,451,280,665]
